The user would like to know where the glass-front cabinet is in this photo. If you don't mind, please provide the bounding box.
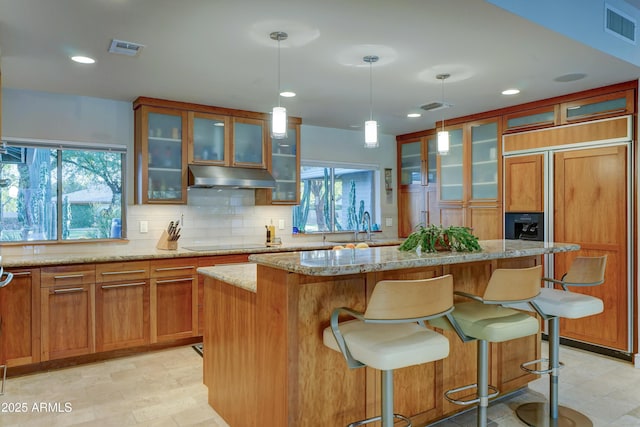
[232,117,266,168]
[470,121,498,200]
[135,105,188,204]
[189,112,229,164]
[258,125,300,205]
[439,128,464,201]
[399,140,422,185]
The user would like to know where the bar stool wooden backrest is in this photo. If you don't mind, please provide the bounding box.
[560,255,607,288]
[482,265,543,302]
[364,275,454,320]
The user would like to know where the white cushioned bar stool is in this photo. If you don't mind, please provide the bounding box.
[0,267,14,395]
[510,255,607,427]
[430,265,542,427]
[323,275,454,427]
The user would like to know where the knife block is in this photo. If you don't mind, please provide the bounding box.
[156,230,178,250]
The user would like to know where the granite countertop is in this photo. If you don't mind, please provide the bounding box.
[198,263,257,293]
[0,238,402,268]
[248,240,580,276]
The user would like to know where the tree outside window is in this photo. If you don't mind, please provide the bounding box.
[293,164,377,233]
[0,140,125,242]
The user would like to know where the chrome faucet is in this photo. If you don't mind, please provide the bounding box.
[362,211,371,242]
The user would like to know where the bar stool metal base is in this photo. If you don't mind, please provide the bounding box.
[0,364,6,395]
[348,414,411,427]
[516,402,593,427]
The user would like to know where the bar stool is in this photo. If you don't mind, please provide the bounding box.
[0,267,14,396]
[323,275,454,427]
[510,255,607,427]
[430,265,543,427]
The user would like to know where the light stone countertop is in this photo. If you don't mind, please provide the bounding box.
[0,238,403,268]
[248,240,580,276]
[198,263,257,293]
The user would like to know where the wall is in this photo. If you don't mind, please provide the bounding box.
[0,89,398,254]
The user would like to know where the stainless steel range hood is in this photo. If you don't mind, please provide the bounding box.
[188,165,276,188]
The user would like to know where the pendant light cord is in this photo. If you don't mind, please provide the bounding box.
[369,60,373,121]
[277,37,282,108]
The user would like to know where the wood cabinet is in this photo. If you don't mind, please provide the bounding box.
[503,105,558,134]
[553,145,629,351]
[134,97,301,205]
[150,258,198,342]
[256,123,301,205]
[504,154,544,212]
[40,265,96,360]
[188,111,231,165]
[396,134,437,237]
[435,118,502,239]
[560,89,634,124]
[134,103,189,204]
[95,261,150,352]
[0,268,41,367]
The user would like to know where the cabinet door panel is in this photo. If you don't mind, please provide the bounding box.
[189,112,230,165]
[1,269,40,366]
[554,145,628,350]
[152,277,197,342]
[470,121,498,201]
[96,281,149,351]
[467,205,501,240]
[41,284,95,360]
[398,186,425,237]
[504,154,544,212]
[232,118,266,168]
[439,129,464,201]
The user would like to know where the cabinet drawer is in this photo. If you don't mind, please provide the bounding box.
[96,261,150,283]
[150,258,197,278]
[41,265,95,287]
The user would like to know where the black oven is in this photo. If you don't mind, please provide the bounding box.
[504,212,544,241]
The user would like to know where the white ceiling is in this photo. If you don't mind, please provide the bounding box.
[1,0,639,137]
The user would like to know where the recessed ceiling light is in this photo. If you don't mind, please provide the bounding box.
[407,113,422,118]
[71,55,95,64]
[501,88,520,95]
[280,91,296,98]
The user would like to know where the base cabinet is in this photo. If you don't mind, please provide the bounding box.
[150,258,198,343]
[95,261,150,352]
[0,268,41,367]
[41,265,96,361]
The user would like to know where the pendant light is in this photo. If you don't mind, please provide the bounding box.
[436,73,450,155]
[363,55,379,148]
[270,31,288,139]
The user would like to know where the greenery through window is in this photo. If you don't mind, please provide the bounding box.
[293,164,378,233]
[0,139,125,242]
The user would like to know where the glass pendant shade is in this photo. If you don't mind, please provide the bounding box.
[437,130,450,155]
[272,106,287,139]
[365,120,378,147]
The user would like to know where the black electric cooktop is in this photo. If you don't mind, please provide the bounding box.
[182,243,267,252]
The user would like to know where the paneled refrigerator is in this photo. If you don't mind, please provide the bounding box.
[503,116,633,356]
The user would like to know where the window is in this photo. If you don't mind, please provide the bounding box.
[0,139,125,242]
[293,163,378,233]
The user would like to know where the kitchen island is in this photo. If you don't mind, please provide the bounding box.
[199,240,579,427]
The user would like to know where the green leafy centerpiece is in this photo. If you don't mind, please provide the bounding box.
[399,224,481,253]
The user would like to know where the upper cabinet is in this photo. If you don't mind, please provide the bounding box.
[134,97,300,205]
[188,112,230,165]
[560,89,634,124]
[134,104,189,204]
[438,127,464,202]
[232,117,266,168]
[256,124,300,205]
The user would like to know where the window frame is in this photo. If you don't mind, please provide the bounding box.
[0,137,127,244]
[296,160,379,234]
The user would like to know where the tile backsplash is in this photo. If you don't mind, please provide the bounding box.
[1,187,393,257]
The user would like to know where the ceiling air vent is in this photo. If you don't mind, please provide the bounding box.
[605,4,636,44]
[420,101,453,112]
[108,39,145,56]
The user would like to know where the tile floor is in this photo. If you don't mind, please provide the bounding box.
[1,343,639,426]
